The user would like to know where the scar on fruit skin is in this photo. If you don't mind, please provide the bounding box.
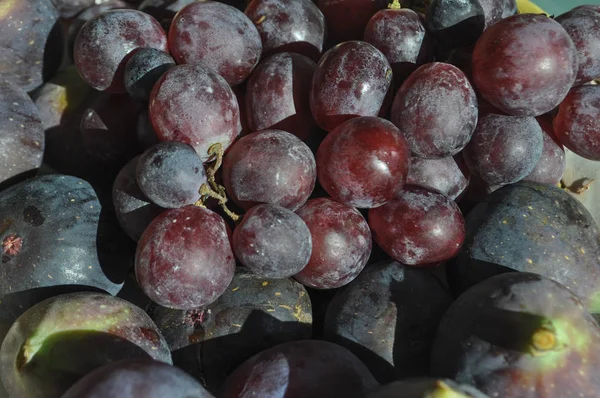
[560,178,595,194]
[3,234,22,256]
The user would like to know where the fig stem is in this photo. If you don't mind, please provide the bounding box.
[531,327,557,352]
[388,0,402,9]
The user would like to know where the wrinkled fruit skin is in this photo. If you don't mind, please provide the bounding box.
[431,272,600,398]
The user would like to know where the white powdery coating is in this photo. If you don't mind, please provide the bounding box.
[407,156,469,200]
[391,62,478,158]
[310,41,392,131]
[169,1,262,86]
[150,64,241,162]
[556,8,600,85]
[464,113,543,186]
[245,0,325,54]
[478,0,517,28]
[74,9,167,91]
[522,126,566,185]
[0,80,44,182]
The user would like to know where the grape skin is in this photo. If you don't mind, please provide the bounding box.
[406,155,470,200]
[135,206,236,310]
[124,48,175,102]
[523,116,566,185]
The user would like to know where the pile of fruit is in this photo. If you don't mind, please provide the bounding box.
[1,0,599,397]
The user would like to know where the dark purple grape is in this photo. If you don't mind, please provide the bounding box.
[369,186,466,266]
[390,62,478,159]
[124,48,175,102]
[556,7,600,85]
[222,130,316,211]
[0,80,45,184]
[137,108,160,149]
[310,41,393,132]
[51,0,94,18]
[554,85,600,161]
[478,0,517,28]
[463,112,543,186]
[523,116,566,185]
[426,0,485,49]
[316,117,411,208]
[138,0,197,20]
[149,64,241,163]
[472,14,578,116]
[80,93,143,169]
[135,142,206,209]
[135,206,236,310]
[0,0,62,92]
[168,1,262,86]
[233,204,312,278]
[245,0,325,61]
[246,52,317,141]
[294,198,372,289]
[406,155,470,200]
[364,8,434,84]
[74,9,167,92]
[62,359,214,398]
[113,156,164,242]
[316,0,389,44]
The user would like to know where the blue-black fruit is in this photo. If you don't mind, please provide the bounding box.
[426,0,486,49]
[324,260,453,383]
[454,181,600,312]
[431,272,600,397]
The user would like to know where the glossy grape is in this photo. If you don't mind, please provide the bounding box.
[472,14,578,116]
[124,48,175,102]
[294,198,372,289]
[478,0,517,28]
[135,206,236,310]
[113,156,164,242]
[463,113,543,186]
[135,142,206,209]
[316,117,410,208]
[245,0,325,61]
[62,359,214,398]
[553,85,600,161]
[556,7,600,85]
[390,62,478,159]
[426,0,485,49]
[233,204,312,278]
[369,186,465,266]
[523,116,566,185]
[74,9,167,92]
[0,80,45,184]
[406,155,470,200]
[246,52,317,142]
[222,130,316,211]
[168,1,262,86]
[149,64,241,163]
[317,0,388,44]
[364,8,434,84]
[310,41,393,132]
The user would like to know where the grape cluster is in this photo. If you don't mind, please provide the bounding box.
[1,0,600,397]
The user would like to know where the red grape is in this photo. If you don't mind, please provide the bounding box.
[369,186,465,266]
[472,14,578,116]
[233,204,312,278]
[317,0,388,44]
[364,8,434,84]
[138,0,197,20]
[406,155,470,200]
[222,130,316,211]
[553,85,600,161]
[463,113,543,186]
[168,1,262,86]
[245,0,326,61]
[555,7,600,86]
[149,64,241,163]
[246,52,317,142]
[74,9,167,92]
[294,198,372,289]
[316,116,410,209]
[523,116,566,185]
[310,41,393,132]
[135,206,235,310]
[390,62,478,159]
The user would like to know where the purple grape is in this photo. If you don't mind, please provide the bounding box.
[138,0,198,20]
[124,48,175,102]
[113,156,164,242]
[245,0,326,61]
[406,155,470,200]
[523,116,566,185]
[478,0,517,28]
[425,0,485,49]
[135,142,206,209]
[233,204,312,278]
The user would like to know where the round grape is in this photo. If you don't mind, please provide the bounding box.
[124,48,175,102]
[316,0,389,44]
[406,155,470,200]
[523,116,566,185]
